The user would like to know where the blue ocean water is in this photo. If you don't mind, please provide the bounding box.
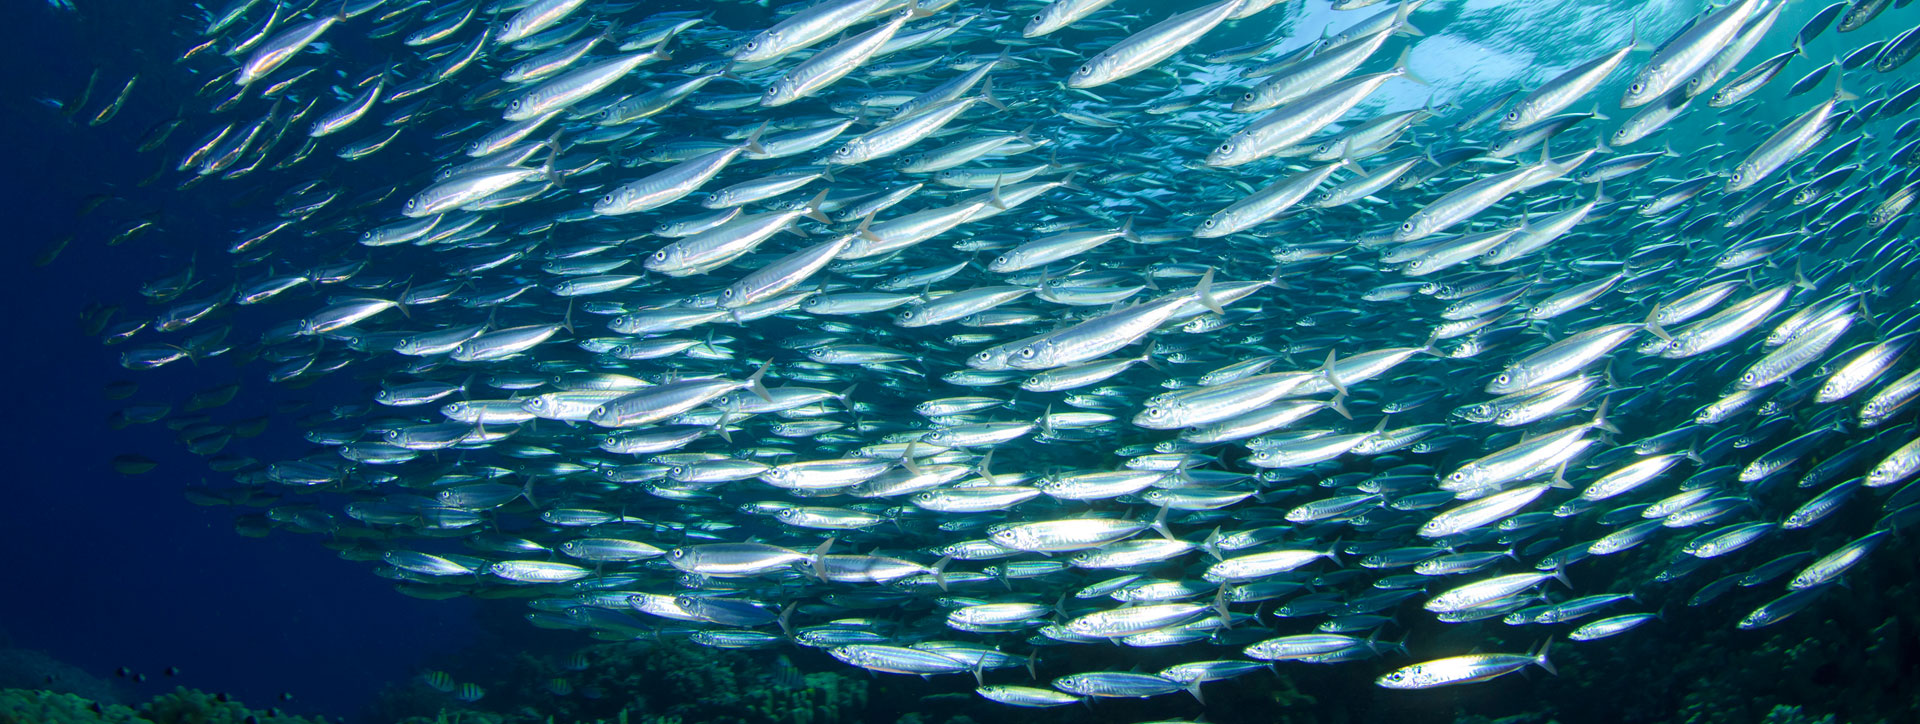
[2,0,1918,722]
[0,3,476,718]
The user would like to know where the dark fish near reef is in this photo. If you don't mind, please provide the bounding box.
[111,453,159,475]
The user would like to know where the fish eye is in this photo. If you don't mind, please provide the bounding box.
[1216,143,1234,154]
[1399,221,1414,231]
[1018,348,1035,358]
[1504,110,1519,121]
[653,251,668,261]
[1496,374,1510,384]
[510,99,521,109]
[1074,64,1092,76]
[745,40,759,50]
[1629,82,1644,94]
[835,147,853,156]
[1202,219,1216,228]
[722,289,734,298]
[1242,92,1255,101]
[994,255,1010,265]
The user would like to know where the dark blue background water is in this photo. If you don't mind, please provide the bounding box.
[0,3,474,719]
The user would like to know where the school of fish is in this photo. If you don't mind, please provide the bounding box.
[62,0,1920,711]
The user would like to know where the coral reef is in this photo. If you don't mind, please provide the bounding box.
[0,689,143,724]
[142,687,331,724]
[381,639,874,724]
[0,648,126,705]
[0,687,328,724]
